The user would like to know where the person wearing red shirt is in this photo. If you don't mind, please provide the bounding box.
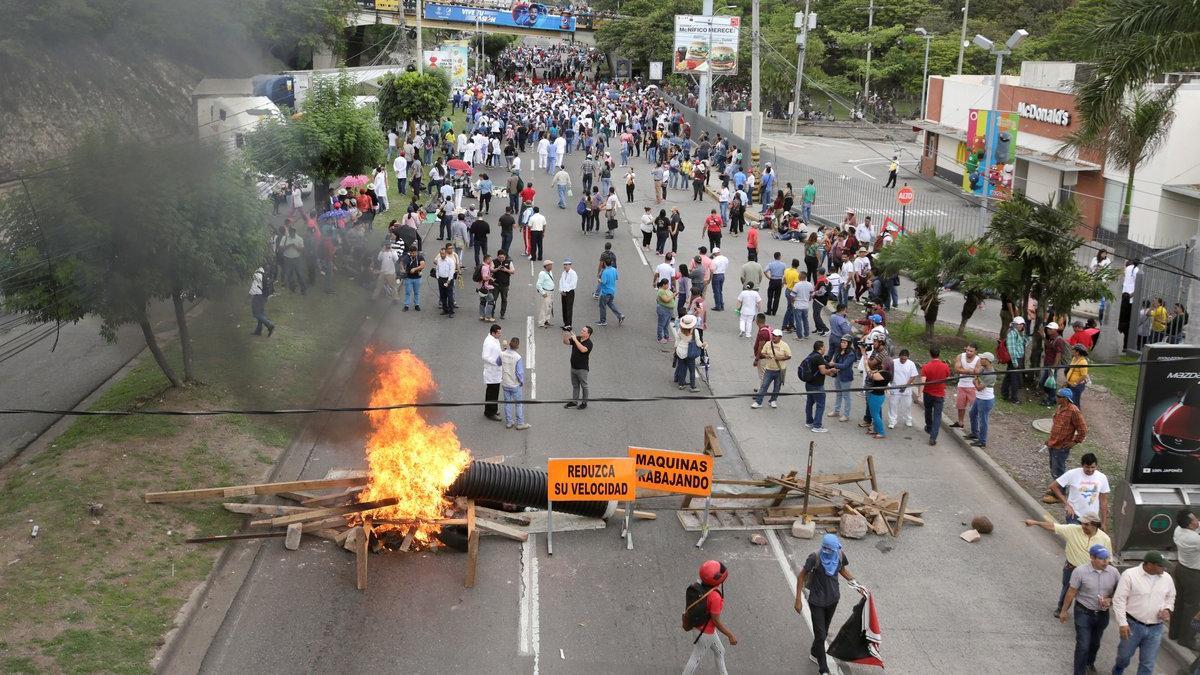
[704,208,724,251]
[519,184,536,208]
[752,313,772,381]
[1067,320,1097,351]
[746,223,759,262]
[918,347,951,446]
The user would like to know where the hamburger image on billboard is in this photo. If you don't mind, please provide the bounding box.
[709,45,735,72]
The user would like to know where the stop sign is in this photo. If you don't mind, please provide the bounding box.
[896,186,915,206]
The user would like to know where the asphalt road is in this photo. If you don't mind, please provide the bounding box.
[190,136,1182,674]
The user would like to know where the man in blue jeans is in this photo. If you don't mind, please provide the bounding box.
[800,341,837,432]
[1046,388,1088,485]
[1057,544,1119,675]
[751,330,791,409]
[918,348,950,446]
[596,258,624,326]
[1111,551,1175,675]
[965,352,997,448]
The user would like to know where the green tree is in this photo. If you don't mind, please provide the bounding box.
[874,228,960,341]
[0,132,267,387]
[943,241,1004,337]
[1074,0,1199,136]
[983,194,1115,365]
[245,72,386,206]
[378,70,451,132]
[1064,85,1178,244]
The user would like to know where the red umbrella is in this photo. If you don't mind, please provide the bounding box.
[447,159,473,175]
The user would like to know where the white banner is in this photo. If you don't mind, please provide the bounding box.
[649,61,663,80]
[672,15,740,75]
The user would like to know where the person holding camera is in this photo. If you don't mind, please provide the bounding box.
[563,326,594,410]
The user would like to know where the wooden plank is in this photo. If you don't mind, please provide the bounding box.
[890,492,910,538]
[309,529,344,542]
[323,469,367,480]
[222,503,316,516]
[703,424,723,457]
[464,528,480,588]
[769,471,800,507]
[300,488,365,507]
[355,522,370,591]
[186,531,286,544]
[251,497,399,528]
[476,518,529,542]
[809,462,870,485]
[399,528,416,552]
[713,479,775,486]
[372,517,468,527]
[473,507,532,526]
[768,505,839,517]
[301,517,349,533]
[277,491,320,503]
[613,507,657,520]
[866,455,879,492]
[144,477,369,503]
[335,528,355,545]
[869,515,890,536]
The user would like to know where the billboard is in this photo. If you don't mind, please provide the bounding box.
[962,109,1018,199]
[1125,345,1200,485]
[649,61,663,80]
[423,49,452,75]
[442,44,470,88]
[672,15,740,75]
[424,3,576,32]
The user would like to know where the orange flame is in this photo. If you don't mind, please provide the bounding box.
[359,349,472,542]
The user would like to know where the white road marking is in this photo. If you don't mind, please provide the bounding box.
[526,315,535,369]
[632,239,649,267]
[530,260,536,277]
[765,529,842,675]
[518,536,542,674]
[530,371,536,399]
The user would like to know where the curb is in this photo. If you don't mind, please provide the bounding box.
[151,308,388,674]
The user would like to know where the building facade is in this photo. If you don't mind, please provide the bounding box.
[916,62,1200,251]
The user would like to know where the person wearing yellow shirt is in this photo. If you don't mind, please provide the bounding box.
[781,260,801,333]
[1065,344,1090,408]
[1024,512,1113,616]
[1150,297,1169,343]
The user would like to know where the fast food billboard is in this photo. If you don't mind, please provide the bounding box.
[673,15,740,75]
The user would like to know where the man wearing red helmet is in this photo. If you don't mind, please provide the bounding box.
[683,560,738,674]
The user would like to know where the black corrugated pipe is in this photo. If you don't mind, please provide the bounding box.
[446,460,615,519]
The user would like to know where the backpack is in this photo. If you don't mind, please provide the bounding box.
[682,582,721,635]
[798,353,819,383]
[472,266,483,283]
[261,274,275,298]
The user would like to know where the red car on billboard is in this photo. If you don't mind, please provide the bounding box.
[1152,382,1200,456]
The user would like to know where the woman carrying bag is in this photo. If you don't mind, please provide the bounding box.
[671,314,706,393]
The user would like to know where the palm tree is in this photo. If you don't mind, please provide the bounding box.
[944,242,1004,337]
[874,229,958,341]
[1065,85,1179,243]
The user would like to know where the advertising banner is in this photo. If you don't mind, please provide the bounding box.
[649,61,663,80]
[962,109,1019,199]
[424,3,576,33]
[443,44,470,88]
[1125,345,1200,485]
[423,49,452,74]
[672,15,740,75]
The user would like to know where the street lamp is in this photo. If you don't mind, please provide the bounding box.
[915,28,933,121]
[972,28,1028,205]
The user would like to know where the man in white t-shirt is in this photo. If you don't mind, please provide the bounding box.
[711,248,729,311]
[1050,453,1111,525]
[736,282,763,338]
[393,153,408,195]
[952,344,980,429]
[373,241,399,303]
[887,349,920,428]
[654,252,676,288]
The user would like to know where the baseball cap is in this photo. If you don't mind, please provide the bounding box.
[1045,321,1060,330]
[563,258,573,264]
[543,259,554,266]
[1089,545,1110,560]
[1079,512,1101,525]
[869,314,883,324]
[712,247,720,254]
[1012,317,1025,325]
[978,352,995,362]
[1056,388,1074,402]
[772,329,783,337]
[1145,551,1167,566]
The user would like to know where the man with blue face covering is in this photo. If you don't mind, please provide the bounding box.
[795,534,866,674]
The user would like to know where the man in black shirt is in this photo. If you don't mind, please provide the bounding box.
[563,326,593,410]
[397,221,422,253]
[469,217,491,267]
[491,250,515,319]
[498,207,516,256]
[400,245,426,311]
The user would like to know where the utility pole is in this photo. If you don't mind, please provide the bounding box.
[750,0,761,159]
[1189,237,1200,346]
[790,3,811,135]
[416,0,424,72]
[863,0,874,99]
[956,0,969,75]
[698,0,713,117]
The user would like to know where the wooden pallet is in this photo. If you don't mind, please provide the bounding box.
[677,508,793,532]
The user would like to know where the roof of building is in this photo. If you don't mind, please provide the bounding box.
[193,78,254,97]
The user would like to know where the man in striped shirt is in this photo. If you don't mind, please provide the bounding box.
[1002,316,1028,403]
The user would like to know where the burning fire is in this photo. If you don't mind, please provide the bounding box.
[359,350,472,542]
